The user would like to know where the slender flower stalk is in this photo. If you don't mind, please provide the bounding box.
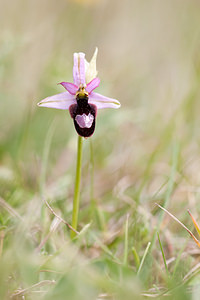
[71,135,83,238]
[37,48,120,236]
[89,139,95,210]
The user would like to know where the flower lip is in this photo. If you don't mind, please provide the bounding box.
[69,102,97,138]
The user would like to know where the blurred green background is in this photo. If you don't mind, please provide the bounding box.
[1,0,200,299]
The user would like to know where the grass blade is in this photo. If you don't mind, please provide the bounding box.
[123,214,129,266]
[132,247,140,270]
[157,232,169,276]
[137,242,151,276]
[188,209,200,238]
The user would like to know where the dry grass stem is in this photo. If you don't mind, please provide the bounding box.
[0,197,23,221]
[44,197,79,235]
[156,203,200,248]
[11,280,56,298]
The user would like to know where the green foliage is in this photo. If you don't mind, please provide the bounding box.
[1,0,200,299]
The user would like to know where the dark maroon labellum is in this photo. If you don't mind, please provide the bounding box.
[69,93,97,138]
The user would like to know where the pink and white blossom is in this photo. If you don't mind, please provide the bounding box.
[37,48,120,137]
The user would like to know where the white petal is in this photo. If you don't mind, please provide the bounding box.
[37,92,76,110]
[89,92,121,109]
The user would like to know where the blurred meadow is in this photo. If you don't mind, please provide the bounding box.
[1,0,200,299]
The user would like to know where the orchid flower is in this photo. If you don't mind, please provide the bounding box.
[38,49,120,238]
[37,48,121,137]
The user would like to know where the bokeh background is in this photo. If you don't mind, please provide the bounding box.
[1,0,200,299]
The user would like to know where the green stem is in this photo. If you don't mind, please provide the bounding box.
[89,139,95,215]
[123,214,129,266]
[71,135,83,239]
[137,242,151,276]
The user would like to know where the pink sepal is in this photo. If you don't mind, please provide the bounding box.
[59,82,78,95]
[86,78,100,94]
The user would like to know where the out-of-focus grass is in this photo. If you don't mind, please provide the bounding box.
[1,0,200,299]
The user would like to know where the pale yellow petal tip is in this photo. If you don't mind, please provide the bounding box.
[37,99,47,106]
[37,99,48,107]
[92,47,98,60]
[85,48,98,84]
[114,102,121,108]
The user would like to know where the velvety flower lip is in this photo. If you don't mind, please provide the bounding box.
[37,49,121,134]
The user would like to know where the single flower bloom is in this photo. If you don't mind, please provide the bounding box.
[37,48,121,138]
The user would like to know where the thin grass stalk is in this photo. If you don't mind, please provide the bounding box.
[137,242,151,276]
[132,247,140,270]
[157,232,169,277]
[151,142,179,250]
[123,214,129,266]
